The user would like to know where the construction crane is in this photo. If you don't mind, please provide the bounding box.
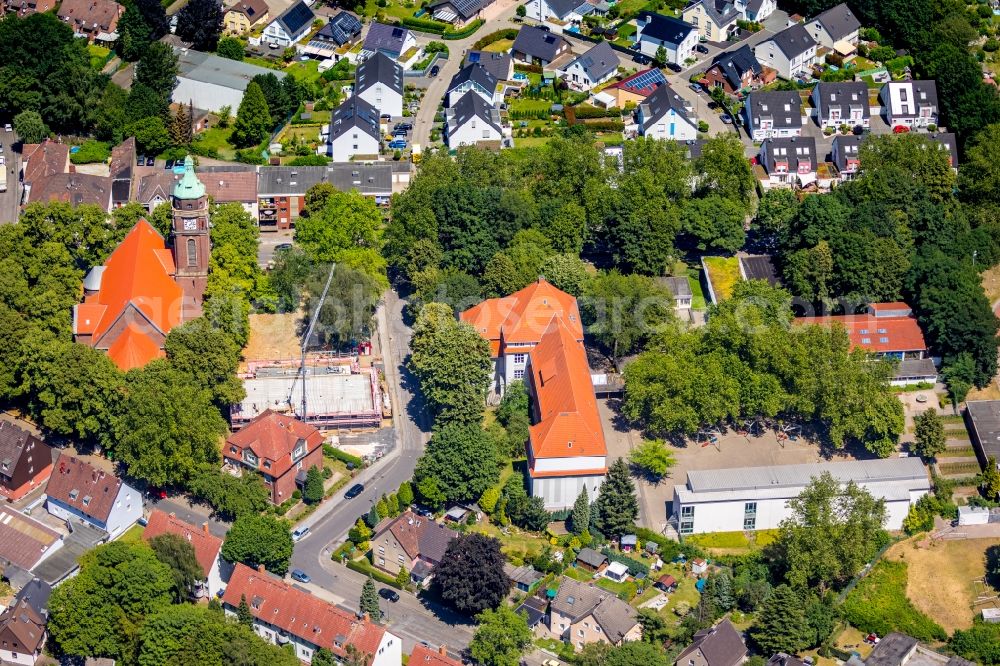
[288,262,336,422]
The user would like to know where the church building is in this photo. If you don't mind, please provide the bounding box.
[73,156,210,370]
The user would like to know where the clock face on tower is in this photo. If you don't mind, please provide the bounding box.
[183,219,197,231]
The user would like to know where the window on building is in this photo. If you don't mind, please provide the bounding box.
[744,516,756,530]
[514,369,524,380]
[681,506,694,518]
[187,239,197,267]
[514,354,526,364]
[745,502,757,514]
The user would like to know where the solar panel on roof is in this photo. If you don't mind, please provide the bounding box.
[280,1,315,33]
[469,52,481,62]
[392,27,404,38]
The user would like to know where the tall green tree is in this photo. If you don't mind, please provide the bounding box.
[231,82,271,148]
[294,189,384,267]
[237,594,254,627]
[570,488,591,535]
[359,577,382,623]
[164,317,244,407]
[134,42,178,100]
[469,606,532,666]
[148,533,205,602]
[221,514,294,575]
[750,585,813,655]
[582,270,674,366]
[913,409,946,459]
[176,0,224,50]
[303,465,324,504]
[13,110,47,143]
[115,5,151,61]
[595,458,638,539]
[414,422,500,503]
[216,36,246,60]
[629,439,676,479]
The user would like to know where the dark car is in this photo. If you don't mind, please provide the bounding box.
[395,123,413,131]
[136,154,145,166]
[164,159,175,169]
[380,113,392,120]
[145,156,155,166]
[275,242,293,252]
[345,483,365,499]
[291,569,311,583]
[695,44,709,54]
[379,588,400,602]
[429,65,439,77]
[666,62,682,73]
[633,54,651,65]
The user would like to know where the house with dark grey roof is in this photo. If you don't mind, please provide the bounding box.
[369,511,459,586]
[637,83,699,140]
[742,89,803,140]
[546,577,641,650]
[504,563,544,592]
[427,0,494,25]
[734,0,775,22]
[865,632,975,666]
[683,0,739,42]
[304,11,361,57]
[811,81,870,129]
[256,164,394,228]
[658,276,693,309]
[558,41,618,92]
[262,0,316,47]
[445,91,505,147]
[362,22,417,62]
[356,52,404,118]
[524,0,594,23]
[759,135,817,188]
[511,25,571,66]
[575,547,608,571]
[635,12,698,65]
[327,97,381,162]
[880,80,938,129]
[703,44,767,94]
[807,2,860,52]
[831,134,861,179]
[448,62,499,106]
[675,620,748,666]
[753,23,816,79]
[467,50,514,81]
[928,132,958,169]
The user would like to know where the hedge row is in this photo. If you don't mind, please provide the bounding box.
[577,120,624,131]
[509,109,553,120]
[472,27,518,50]
[323,443,364,468]
[346,558,404,589]
[443,19,485,40]
[401,16,450,34]
[599,547,649,576]
[571,104,622,119]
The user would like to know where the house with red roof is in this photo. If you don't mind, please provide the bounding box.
[462,280,607,510]
[0,419,53,501]
[410,644,463,666]
[44,456,141,538]
[222,562,402,665]
[73,157,209,371]
[143,509,227,599]
[224,410,325,504]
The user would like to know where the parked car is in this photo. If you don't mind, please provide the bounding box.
[380,113,392,120]
[345,483,365,499]
[379,588,400,602]
[292,526,310,541]
[164,159,175,169]
[275,243,292,252]
[268,42,280,49]
[893,125,910,133]
[291,569,311,583]
[146,156,155,166]
[695,44,709,54]
[3,124,11,132]
[137,154,146,166]
[689,83,703,93]
[666,62,682,73]
[394,123,413,131]
[720,114,733,124]
[429,65,440,77]
[633,54,651,65]
[388,139,407,150]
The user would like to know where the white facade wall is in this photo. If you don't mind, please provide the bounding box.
[531,473,605,510]
[447,82,495,107]
[0,647,40,666]
[264,21,310,47]
[755,40,816,80]
[358,85,404,118]
[639,108,699,140]
[533,455,606,474]
[329,131,380,162]
[173,79,246,114]
[637,30,697,65]
[46,482,142,538]
[560,60,617,92]
[501,349,532,386]
[525,0,557,21]
[447,117,503,147]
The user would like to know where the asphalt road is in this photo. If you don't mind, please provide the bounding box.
[0,127,21,224]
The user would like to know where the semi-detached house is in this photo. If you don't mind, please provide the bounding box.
[546,577,641,650]
[742,89,803,140]
[880,80,938,129]
[754,23,816,80]
[758,135,817,189]
[810,81,870,129]
[143,509,228,599]
[635,12,698,65]
[45,456,141,539]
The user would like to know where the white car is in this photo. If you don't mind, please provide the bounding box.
[3,124,10,132]
[0,156,6,166]
[291,526,310,541]
[268,42,280,49]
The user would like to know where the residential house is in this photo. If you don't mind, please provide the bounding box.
[19,140,69,205]
[136,171,179,211]
[734,0,775,22]
[879,80,938,129]
[362,22,417,62]
[462,280,605,509]
[683,0,739,42]
[504,563,544,593]
[0,587,48,666]
[864,633,975,666]
[811,81,870,129]
[223,563,402,665]
[767,655,808,666]
[674,458,929,534]
[657,276,693,310]
[831,133,861,180]
[303,11,362,58]
[369,510,459,585]
[445,91,505,147]
[143,509,227,598]
[558,41,618,92]
[637,83,700,140]
[467,50,514,81]
[576,547,608,572]
[3,0,55,17]
[795,302,931,360]
[635,12,698,65]
[703,45,769,94]
[256,164,394,229]
[806,2,860,53]
[547,577,641,650]
[45,456,142,538]
[224,410,325,505]
[427,0,494,26]
[928,131,958,168]
[173,48,287,114]
[199,165,259,219]
[410,645,463,666]
[57,0,124,43]
[109,137,135,208]
[592,67,666,109]
[0,419,53,501]
[262,0,316,47]
[224,0,269,35]
[0,507,62,577]
[523,0,594,25]
[742,90,803,140]
[758,136,817,188]
[74,160,209,370]
[26,173,113,210]
[675,619,748,666]
[754,23,816,80]
[511,25,571,67]
[356,52,404,118]
[448,63,499,106]
[326,96,381,162]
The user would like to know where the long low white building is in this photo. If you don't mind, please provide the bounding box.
[672,457,930,535]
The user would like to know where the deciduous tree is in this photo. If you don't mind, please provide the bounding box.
[221,514,294,575]
[470,606,532,666]
[149,533,205,602]
[216,36,245,60]
[629,439,676,479]
[13,110,48,143]
[432,534,509,614]
[231,82,271,148]
[913,409,946,459]
[415,422,500,503]
[176,0,224,50]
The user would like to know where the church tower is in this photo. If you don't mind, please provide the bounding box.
[171,156,209,318]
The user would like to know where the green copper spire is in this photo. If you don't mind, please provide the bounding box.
[173,155,206,200]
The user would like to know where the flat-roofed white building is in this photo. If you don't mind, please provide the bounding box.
[672,457,930,535]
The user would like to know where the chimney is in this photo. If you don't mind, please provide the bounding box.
[439,645,448,656]
[362,612,370,622]
[169,512,176,518]
[203,522,210,534]
[258,564,266,573]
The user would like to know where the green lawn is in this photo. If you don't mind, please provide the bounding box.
[88,44,111,70]
[510,98,552,114]
[686,268,707,309]
[483,39,513,53]
[192,125,236,159]
[243,55,283,70]
[842,560,946,641]
[286,59,322,84]
[118,523,145,544]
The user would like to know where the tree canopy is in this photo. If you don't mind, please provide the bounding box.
[432,533,510,614]
[221,514,294,575]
